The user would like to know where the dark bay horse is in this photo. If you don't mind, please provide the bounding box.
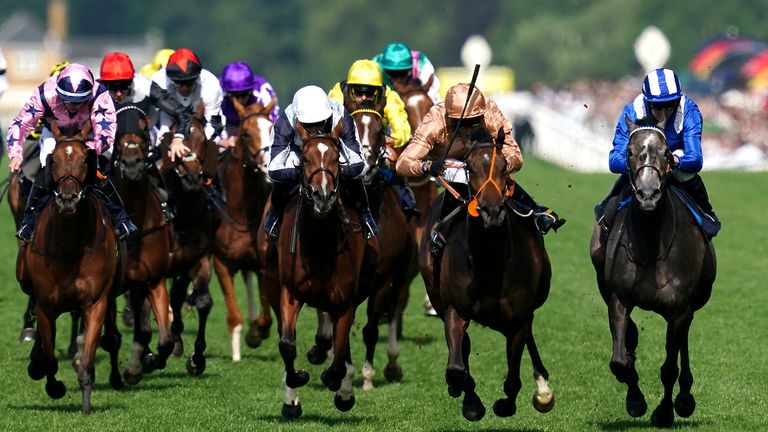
[16,123,124,414]
[390,77,435,246]
[112,105,174,384]
[257,121,369,419]
[161,106,219,375]
[420,128,555,422]
[213,97,275,361]
[589,116,716,427]
[351,106,417,390]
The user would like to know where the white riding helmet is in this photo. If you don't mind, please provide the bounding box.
[293,85,333,123]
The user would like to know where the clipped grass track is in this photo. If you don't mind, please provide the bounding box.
[0,155,765,431]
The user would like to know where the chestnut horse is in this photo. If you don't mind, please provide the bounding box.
[16,123,124,414]
[420,128,555,422]
[589,116,716,427]
[257,121,369,419]
[351,106,417,390]
[161,106,219,375]
[213,97,275,361]
[112,105,175,384]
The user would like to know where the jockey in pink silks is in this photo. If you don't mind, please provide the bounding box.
[6,63,138,242]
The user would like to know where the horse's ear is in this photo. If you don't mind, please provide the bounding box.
[50,122,61,139]
[263,97,277,116]
[495,127,505,147]
[196,100,205,117]
[295,120,309,142]
[331,118,344,139]
[655,115,667,130]
[79,121,92,141]
[624,114,637,133]
[375,86,387,113]
[231,94,247,117]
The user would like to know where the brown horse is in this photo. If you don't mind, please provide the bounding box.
[390,77,435,246]
[16,122,124,414]
[112,105,174,384]
[420,128,554,422]
[350,106,417,390]
[257,121,369,419]
[213,97,275,361]
[589,116,716,427]
[161,106,219,375]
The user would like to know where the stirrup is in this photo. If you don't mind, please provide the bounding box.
[429,229,445,258]
[534,212,565,234]
[264,212,280,240]
[16,224,34,243]
[115,220,139,241]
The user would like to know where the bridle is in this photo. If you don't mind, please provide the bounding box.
[627,126,671,193]
[301,134,340,200]
[462,142,509,216]
[52,137,88,204]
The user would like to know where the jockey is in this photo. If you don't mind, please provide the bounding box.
[138,48,175,78]
[100,52,192,152]
[396,83,566,256]
[263,85,377,240]
[374,42,442,104]
[328,59,419,218]
[151,48,225,205]
[0,48,6,154]
[219,61,279,148]
[594,68,720,239]
[6,63,138,242]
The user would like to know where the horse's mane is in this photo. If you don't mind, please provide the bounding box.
[116,105,149,142]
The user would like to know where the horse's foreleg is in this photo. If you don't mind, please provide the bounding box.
[79,296,108,414]
[307,311,333,365]
[19,296,36,342]
[651,310,693,428]
[333,340,356,412]
[169,276,190,357]
[525,319,554,413]
[67,310,83,360]
[33,306,65,400]
[674,331,696,418]
[492,323,526,419]
[278,287,306,419]
[99,295,123,390]
[322,308,354,393]
[443,307,469,399]
[243,271,273,347]
[607,293,646,417]
[186,272,212,376]
[213,256,244,359]
[459,330,484,421]
[147,279,173,371]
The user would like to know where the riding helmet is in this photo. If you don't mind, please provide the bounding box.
[381,42,413,71]
[642,68,682,102]
[445,83,487,119]
[221,61,255,92]
[293,85,332,124]
[55,63,95,103]
[100,52,135,81]
[166,48,202,81]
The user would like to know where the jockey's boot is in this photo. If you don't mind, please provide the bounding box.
[16,182,50,243]
[429,190,464,259]
[594,173,630,244]
[203,176,227,210]
[392,179,421,220]
[344,179,379,240]
[594,173,629,222]
[681,175,721,239]
[264,182,292,240]
[512,183,566,234]
[94,178,138,240]
[358,207,379,241]
[147,166,174,222]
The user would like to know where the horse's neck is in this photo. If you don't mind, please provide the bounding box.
[116,176,152,222]
[45,197,104,248]
[298,197,342,258]
[223,154,268,215]
[625,191,675,260]
[466,216,510,279]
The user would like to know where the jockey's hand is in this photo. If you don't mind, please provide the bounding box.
[220,136,237,148]
[8,156,22,173]
[423,160,446,178]
[168,136,190,162]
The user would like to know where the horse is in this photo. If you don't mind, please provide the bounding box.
[390,77,435,246]
[212,97,275,361]
[161,104,219,375]
[589,115,716,427]
[350,105,418,390]
[16,122,124,414]
[256,121,369,419]
[419,127,555,422]
[111,105,175,384]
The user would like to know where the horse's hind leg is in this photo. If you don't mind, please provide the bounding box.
[99,295,123,390]
[67,310,83,360]
[607,294,646,417]
[243,271,273,348]
[307,311,333,365]
[651,310,693,428]
[169,275,191,357]
[212,256,244,359]
[78,296,108,414]
[525,322,555,413]
[278,289,307,419]
[19,297,36,342]
[186,272,212,376]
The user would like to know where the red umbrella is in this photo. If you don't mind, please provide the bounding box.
[689,38,766,79]
[740,49,768,78]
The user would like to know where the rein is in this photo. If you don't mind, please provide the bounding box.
[350,108,383,120]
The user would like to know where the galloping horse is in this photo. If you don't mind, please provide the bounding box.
[257,121,369,419]
[112,105,174,384]
[17,122,124,414]
[213,97,275,361]
[589,116,716,427]
[390,78,435,245]
[351,106,417,390]
[161,105,219,375]
[420,128,555,422]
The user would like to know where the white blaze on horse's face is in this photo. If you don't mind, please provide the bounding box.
[317,143,330,193]
[65,145,73,157]
[359,116,373,161]
[256,117,273,151]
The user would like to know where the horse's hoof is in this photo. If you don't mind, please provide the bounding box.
[334,394,355,412]
[141,352,157,373]
[306,346,328,365]
[45,379,66,399]
[110,372,124,390]
[244,324,262,349]
[172,340,184,357]
[28,361,45,381]
[19,328,35,342]
[626,395,648,418]
[462,393,486,422]
[286,370,310,389]
[674,393,696,418]
[493,398,517,417]
[445,368,466,398]
[122,307,134,327]
[123,369,143,386]
[258,323,271,341]
[321,368,342,392]
[651,404,674,428]
[281,402,303,420]
[383,363,403,382]
[186,353,206,376]
[533,389,555,413]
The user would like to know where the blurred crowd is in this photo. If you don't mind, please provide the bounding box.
[527,78,768,170]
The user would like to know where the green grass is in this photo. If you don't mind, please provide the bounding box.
[0,156,765,431]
